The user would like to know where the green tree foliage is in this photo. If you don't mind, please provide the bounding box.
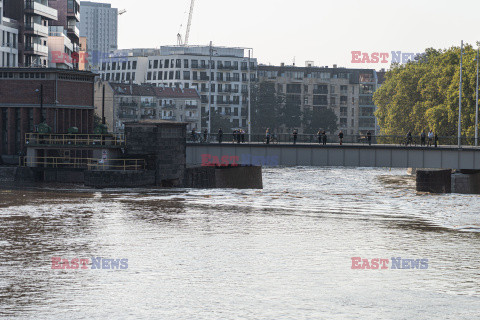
[250,81,283,133]
[207,109,233,132]
[303,107,338,134]
[278,94,302,130]
[374,44,479,137]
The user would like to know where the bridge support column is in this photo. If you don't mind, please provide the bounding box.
[416,169,452,193]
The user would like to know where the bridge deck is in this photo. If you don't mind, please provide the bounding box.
[186,143,480,170]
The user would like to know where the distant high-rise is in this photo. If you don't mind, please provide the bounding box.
[79,1,117,65]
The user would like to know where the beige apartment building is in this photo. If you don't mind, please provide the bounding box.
[258,64,379,136]
[94,82,201,133]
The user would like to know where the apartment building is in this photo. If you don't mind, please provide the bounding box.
[94,82,201,133]
[258,64,379,135]
[3,0,58,67]
[47,0,81,69]
[0,0,19,67]
[79,0,117,68]
[98,45,257,130]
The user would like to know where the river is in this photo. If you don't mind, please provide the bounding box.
[0,167,479,319]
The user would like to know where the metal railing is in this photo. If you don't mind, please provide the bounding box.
[186,133,480,147]
[19,156,146,171]
[25,133,126,147]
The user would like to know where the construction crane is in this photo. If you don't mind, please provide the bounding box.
[177,0,195,46]
[118,9,127,15]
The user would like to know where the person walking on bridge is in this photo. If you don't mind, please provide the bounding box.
[428,130,434,147]
[293,129,298,145]
[203,129,208,143]
[218,128,223,144]
[317,130,322,144]
[266,128,271,144]
[338,131,344,146]
[434,133,438,148]
[420,130,426,146]
[367,131,372,146]
[322,131,327,145]
[406,131,413,146]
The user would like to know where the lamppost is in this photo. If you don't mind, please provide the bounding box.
[458,40,464,148]
[35,84,44,123]
[207,41,217,136]
[242,48,254,142]
[475,47,479,147]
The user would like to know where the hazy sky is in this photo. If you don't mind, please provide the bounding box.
[98,0,480,69]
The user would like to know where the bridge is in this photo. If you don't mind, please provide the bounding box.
[186,143,480,170]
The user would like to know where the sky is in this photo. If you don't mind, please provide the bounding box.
[97,0,480,69]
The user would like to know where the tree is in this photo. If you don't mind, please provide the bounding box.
[374,44,479,138]
[278,94,302,130]
[303,107,338,134]
[206,109,232,133]
[250,81,282,133]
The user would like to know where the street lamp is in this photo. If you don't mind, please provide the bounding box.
[458,40,464,148]
[35,84,44,123]
[207,41,217,136]
[475,47,479,147]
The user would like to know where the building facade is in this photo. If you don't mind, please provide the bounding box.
[79,1,117,66]
[0,0,19,67]
[3,0,58,67]
[98,45,257,130]
[47,0,81,69]
[94,82,201,133]
[258,64,379,135]
[0,67,96,158]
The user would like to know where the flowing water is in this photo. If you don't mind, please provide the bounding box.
[0,167,479,319]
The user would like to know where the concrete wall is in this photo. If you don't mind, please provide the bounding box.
[125,121,186,187]
[187,144,480,170]
[84,170,156,188]
[184,166,263,189]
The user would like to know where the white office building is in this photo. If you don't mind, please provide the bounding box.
[98,45,257,129]
[0,0,19,67]
[79,1,117,68]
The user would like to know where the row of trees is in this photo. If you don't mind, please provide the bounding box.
[374,44,480,137]
[204,81,338,134]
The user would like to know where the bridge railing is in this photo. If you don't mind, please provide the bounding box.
[19,156,146,171]
[187,133,480,147]
[25,133,126,147]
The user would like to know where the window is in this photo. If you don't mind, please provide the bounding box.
[184,59,189,68]
[183,71,190,80]
[340,118,347,127]
[176,59,181,68]
[132,61,137,69]
[154,60,158,68]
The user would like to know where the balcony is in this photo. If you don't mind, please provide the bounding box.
[67,25,80,40]
[313,89,328,94]
[24,23,48,37]
[185,116,198,122]
[24,43,48,56]
[162,116,176,121]
[119,101,137,107]
[185,104,198,109]
[141,102,157,107]
[25,1,58,20]
[162,104,176,109]
[118,113,137,119]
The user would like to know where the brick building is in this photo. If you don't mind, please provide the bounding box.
[0,67,96,158]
